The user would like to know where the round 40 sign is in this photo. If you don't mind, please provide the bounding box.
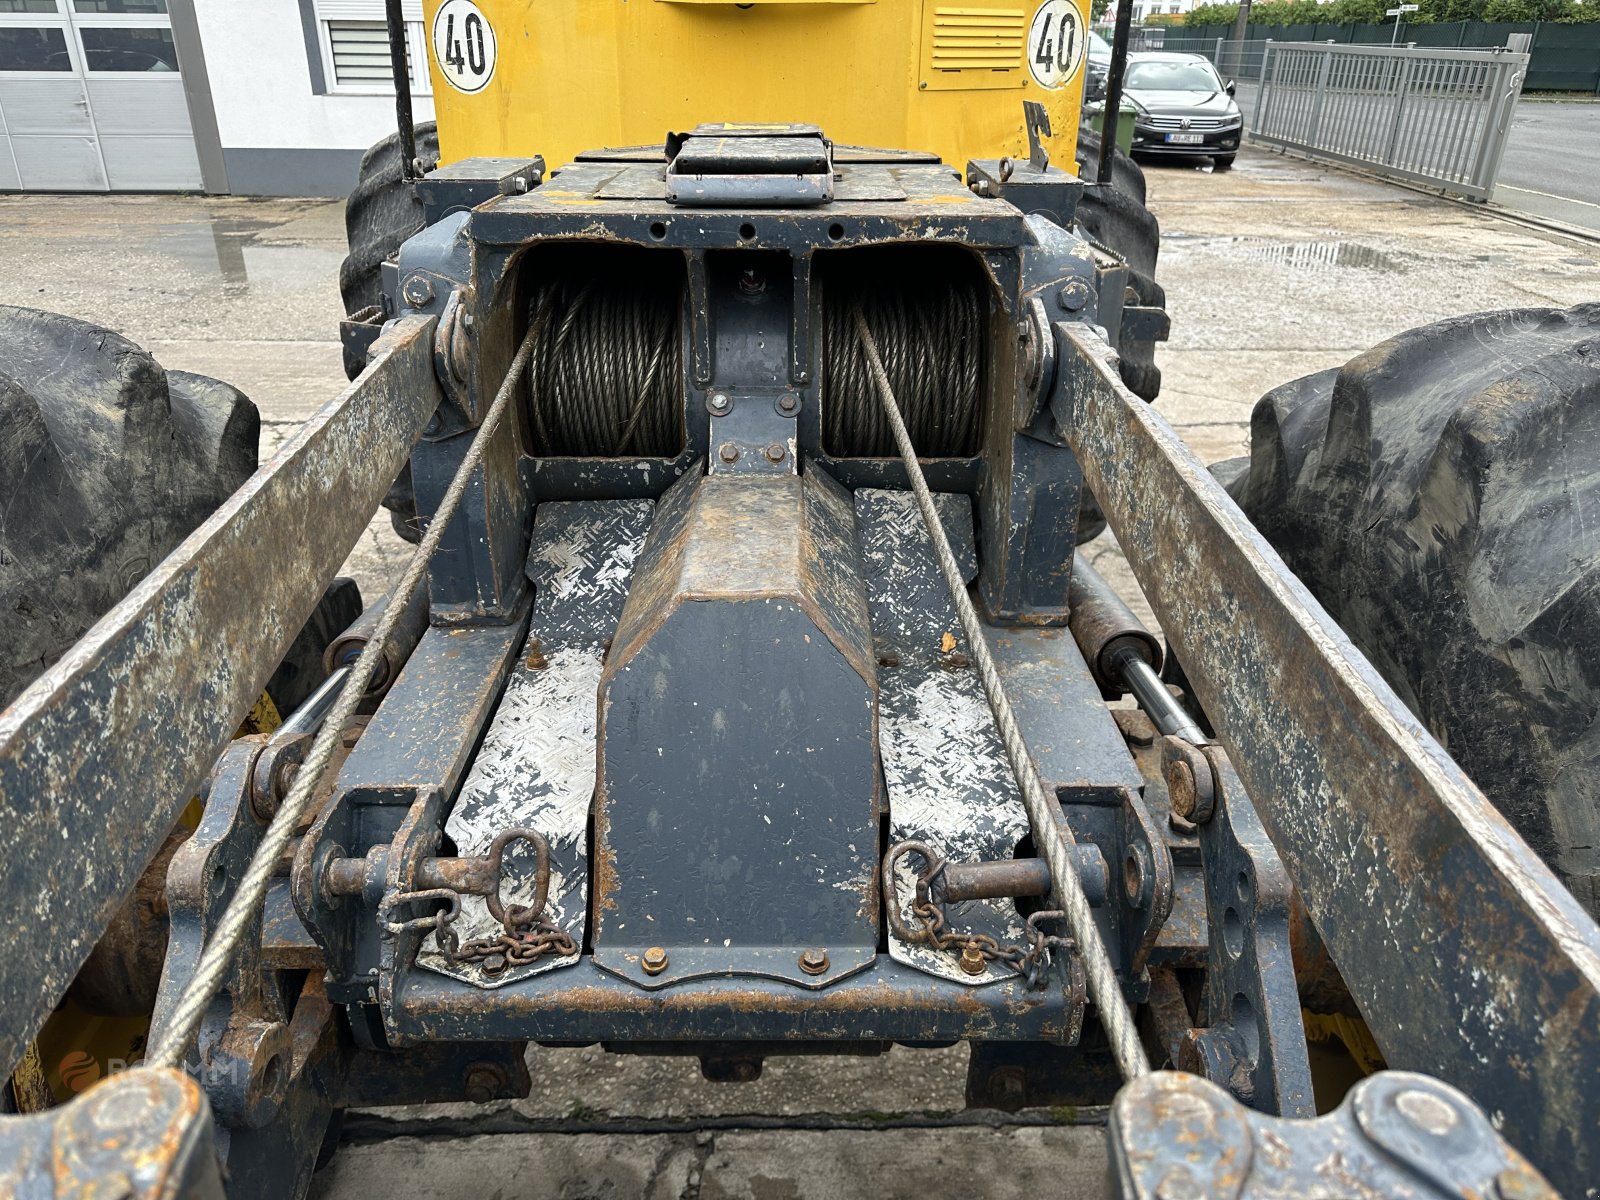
[1027,0,1086,90]
[432,0,497,94]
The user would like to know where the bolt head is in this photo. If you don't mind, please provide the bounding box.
[799,947,830,975]
[1058,281,1090,312]
[958,944,987,975]
[402,275,435,308]
[707,392,731,415]
[642,946,669,975]
[1166,758,1197,818]
[718,442,740,464]
[462,1062,509,1104]
[775,393,800,416]
[1123,847,1150,908]
[763,442,787,463]
[1395,1088,1460,1136]
[481,952,507,976]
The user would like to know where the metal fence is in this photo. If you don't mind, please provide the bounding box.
[1249,40,1529,202]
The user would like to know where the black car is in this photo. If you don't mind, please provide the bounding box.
[1123,52,1243,170]
[1084,29,1113,102]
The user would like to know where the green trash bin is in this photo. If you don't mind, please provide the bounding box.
[1084,101,1137,155]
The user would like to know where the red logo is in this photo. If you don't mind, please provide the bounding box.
[57,1051,100,1093]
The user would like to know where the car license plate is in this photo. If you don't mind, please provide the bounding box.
[1166,132,1205,145]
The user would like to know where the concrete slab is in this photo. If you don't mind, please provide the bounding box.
[310,1132,696,1200]
[309,1125,1109,1200]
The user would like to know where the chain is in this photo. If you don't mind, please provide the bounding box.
[381,827,576,978]
[437,913,577,978]
[882,840,1076,991]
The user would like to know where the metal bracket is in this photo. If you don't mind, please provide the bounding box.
[665,122,833,207]
[1024,99,1052,172]
[1169,737,1314,1118]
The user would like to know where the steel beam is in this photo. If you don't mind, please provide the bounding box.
[1053,324,1600,1197]
[0,316,440,1076]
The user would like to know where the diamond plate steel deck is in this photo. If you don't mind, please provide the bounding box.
[857,489,1031,986]
[419,500,654,987]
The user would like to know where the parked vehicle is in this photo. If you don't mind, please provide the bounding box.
[1123,51,1243,168]
[1085,28,1113,101]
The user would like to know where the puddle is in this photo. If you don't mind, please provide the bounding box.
[1163,233,1409,273]
[142,216,338,296]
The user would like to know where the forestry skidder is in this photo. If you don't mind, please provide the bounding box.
[1,3,1596,1197]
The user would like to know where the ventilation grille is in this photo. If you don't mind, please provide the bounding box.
[327,19,416,87]
[921,4,1027,90]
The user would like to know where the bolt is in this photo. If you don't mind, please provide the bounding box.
[1123,846,1150,908]
[775,393,801,416]
[1166,759,1198,818]
[799,947,830,975]
[707,392,731,416]
[959,944,987,976]
[763,442,787,463]
[738,268,766,294]
[988,1066,1027,1110]
[481,952,507,976]
[642,946,669,976]
[718,442,740,464]
[462,1061,510,1104]
[1162,738,1216,824]
[1058,281,1090,312]
[402,275,435,308]
[1395,1088,1460,1136]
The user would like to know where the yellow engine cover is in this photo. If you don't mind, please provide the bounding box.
[421,0,1091,175]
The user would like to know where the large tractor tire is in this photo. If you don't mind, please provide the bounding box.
[339,121,440,318]
[1074,128,1166,404]
[340,123,440,543]
[1220,303,1600,917]
[0,307,259,710]
[0,306,363,714]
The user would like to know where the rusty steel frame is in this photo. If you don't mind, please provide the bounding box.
[1053,323,1600,1198]
[0,316,442,1079]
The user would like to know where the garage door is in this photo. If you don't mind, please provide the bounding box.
[0,0,200,191]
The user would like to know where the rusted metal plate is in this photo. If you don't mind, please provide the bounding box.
[0,1068,225,1199]
[391,955,1080,1045]
[857,489,1031,986]
[0,316,440,1078]
[1054,323,1600,1196]
[1109,1070,1558,1198]
[421,500,653,987]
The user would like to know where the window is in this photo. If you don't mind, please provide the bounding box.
[0,25,69,69]
[79,24,175,69]
[313,1,428,95]
[74,0,167,12]
[0,1,59,12]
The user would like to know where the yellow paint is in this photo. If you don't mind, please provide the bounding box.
[424,0,1089,175]
[1304,1009,1387,1077]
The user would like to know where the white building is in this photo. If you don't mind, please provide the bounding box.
[0,0,433,195]
[1100,0,1200,26]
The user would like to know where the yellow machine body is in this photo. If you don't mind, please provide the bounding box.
[421,0,1092,174]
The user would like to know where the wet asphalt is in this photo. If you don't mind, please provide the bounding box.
[0,149,1596,1197]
